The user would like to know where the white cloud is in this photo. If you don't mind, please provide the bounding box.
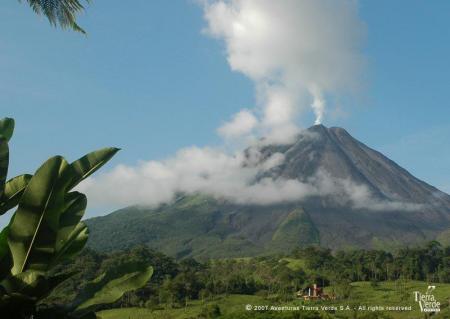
[309,170,423,212]
[217,109,257,140]
[79,148,420,212]
[202,0,365,143]
[79,147,299,207]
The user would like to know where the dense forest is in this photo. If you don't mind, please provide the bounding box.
[44,241,450,314]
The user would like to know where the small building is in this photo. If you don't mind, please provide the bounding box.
[296,284,335,301]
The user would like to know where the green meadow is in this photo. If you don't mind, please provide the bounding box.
[97,281,450,319]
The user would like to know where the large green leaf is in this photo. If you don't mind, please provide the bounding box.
[0,226,11,279]
[45,271,78,294]
[0,272,74,319]
[0,138,9,199]
[0,270,44,296]
[0,226,9,261]
[0,269,74,302]
[0,143,119,316]
[55,192,87,251]
[54,222,89,265]
[7,156,68,275]
[0,174,32,215]
[67,147,120,190]
[0,118,14,142]
[75,263,153,311]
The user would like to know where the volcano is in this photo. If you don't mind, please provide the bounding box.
[86,125,450,258]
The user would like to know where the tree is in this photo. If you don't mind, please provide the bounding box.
[0,117,153,318]
[19,0,91,33]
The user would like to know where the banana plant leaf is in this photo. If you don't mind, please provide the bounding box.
[74,263,153,311]
[0,270,45,297]
[7,149,120,275]
[0,270,76,303]
[0,226,11,279]
[67,147,120,191]
[0,117,14,200]
[39,148,120,229]
[0,174,32,215]
[55,192,87,252]
[0,118,14,142]
[7,156,69,275]
[0,226,9,262]
[54,222,89,266]
[0,138,9,200]
[0,120,120,317]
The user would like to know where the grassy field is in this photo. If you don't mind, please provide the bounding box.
[98,295,263,319]
[97,281,450,319]
[346,281,450,319]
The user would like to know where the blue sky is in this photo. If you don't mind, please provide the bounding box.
[1,1,449,216]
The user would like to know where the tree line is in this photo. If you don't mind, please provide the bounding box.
[44,241,450,311]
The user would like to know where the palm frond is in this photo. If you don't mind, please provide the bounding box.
[20,0,91,33]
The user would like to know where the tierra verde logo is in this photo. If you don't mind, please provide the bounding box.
[413,285,440,313]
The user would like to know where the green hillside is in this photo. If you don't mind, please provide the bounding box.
[270,209,320,250]
[86,194,320,259]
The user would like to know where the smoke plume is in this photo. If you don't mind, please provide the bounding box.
[203,0,365,143]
